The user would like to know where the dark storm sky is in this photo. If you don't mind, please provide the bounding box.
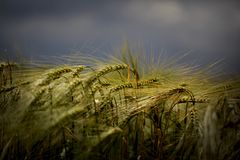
[0,0,240,73]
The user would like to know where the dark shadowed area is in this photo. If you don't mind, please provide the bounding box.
[0,0,240,73]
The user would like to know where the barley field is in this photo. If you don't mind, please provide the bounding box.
[1,47,240,160]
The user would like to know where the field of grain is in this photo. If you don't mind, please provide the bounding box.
[1,47,240,160]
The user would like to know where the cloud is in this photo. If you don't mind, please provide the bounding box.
[121,1,240,53]
[0,0,240,72]
[123,1,185,25]
[13,15,95,37]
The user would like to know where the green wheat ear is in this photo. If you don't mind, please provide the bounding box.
[72,65,86,77]
[68,79,83,92]
[136,78,158,87]
[84,64,129,90]
[110,83,133,93]
[189,107,199,128]
[178,97,209,104]
[39,67,72,86]
[0,85,17,94]
[29,87,47,107]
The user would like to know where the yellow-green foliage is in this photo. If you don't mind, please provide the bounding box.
[0,48,240,160]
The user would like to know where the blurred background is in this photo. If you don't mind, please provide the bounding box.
[0,0,240,73]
